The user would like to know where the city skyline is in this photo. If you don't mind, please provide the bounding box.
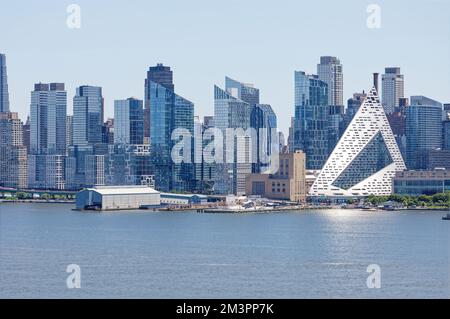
[1,0,449,135]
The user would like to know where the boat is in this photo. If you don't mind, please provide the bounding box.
[442,214,450,220]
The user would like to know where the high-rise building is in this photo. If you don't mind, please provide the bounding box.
[66,115,73,153]
[30,83,67,155]
[444,120,450,150]
[294,71,329,170]
[144,64,174,138]
[114,98,144,145]
[0,112,27,189]
[250,104,277,173]
[102,118,114,144]
[0,53,10,113]
[343,91,366,132]
[225,76,260,106]
[213,85,251,195]
[105,144,154,188]
[22,116,31,153]
[387,111,407,158]
[148,71,194,192]
[317,56,343,106]
[382,67,404,114]
[310,87,406,197]
[193,116,215,193]
[406,96,443,169]
[73,85,104,146]
[288,117,295,153]
[278,132,286,154]
[328,104,345,155]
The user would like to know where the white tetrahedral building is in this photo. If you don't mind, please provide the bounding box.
[309,87,406,197]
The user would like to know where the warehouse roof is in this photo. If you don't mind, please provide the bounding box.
[85,186,160,195]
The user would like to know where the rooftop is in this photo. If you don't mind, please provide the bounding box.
[86,186,160,195]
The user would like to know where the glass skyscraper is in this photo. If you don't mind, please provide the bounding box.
[0,53,10,113]
[144,64,174,139]
[73,86,104,146]
[114,98,144,145]
[250,104,277,173]
[213,85,251,195]
[30,83,67,155]
[406,96,443,169]
[294,71,329,170]
[148,73,194,192]
[225,76,260,106]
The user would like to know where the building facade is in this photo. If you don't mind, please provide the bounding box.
[30,83,67,155]
[0,112,27,189]
[148,78,194,192]
[310,87,406,197]
[245,151,307,202]
[73,85,104,146]
[213,85,251,195]
[0,53,10,113]
[317,56,343,106]
[382,67,404,114]
[294,71,329,169]
[144,63,174,139]
[393,169,450,196]
[114,98,144,145]
[405,96,443,169]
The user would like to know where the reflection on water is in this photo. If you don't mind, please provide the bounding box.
[0,203,449,298]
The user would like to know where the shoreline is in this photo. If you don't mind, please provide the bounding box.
[1,200,449,213]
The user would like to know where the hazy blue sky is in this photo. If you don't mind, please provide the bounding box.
[1,0,449,135]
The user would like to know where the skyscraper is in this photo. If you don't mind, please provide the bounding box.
[250,104,277,173]
[30,83,67,155]
[28,83,68,189]
[0,53,10,113]
[148,71,194,192]
[406,96,443,169]
[310,87,406,197]
[66,115,73,153]
[144,63,174,139]
[0,112,27,189]
[225,76,260,106]
[317,56,343,106]
[213,85,251,195]
[382,67,404,114]
[114,98,144,145]
[294,71,329,170]
[73,85,104,146]
[443,120,450,150]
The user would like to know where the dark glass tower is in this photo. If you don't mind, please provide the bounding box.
[144,64,174,138]
[294,71,329,170]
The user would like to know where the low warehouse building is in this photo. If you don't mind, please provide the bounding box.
[160,193,208,205]
[76,186,160,211]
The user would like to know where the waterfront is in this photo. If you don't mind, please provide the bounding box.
[0,203,449,298]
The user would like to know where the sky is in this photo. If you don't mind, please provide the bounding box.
[1,0,449,135]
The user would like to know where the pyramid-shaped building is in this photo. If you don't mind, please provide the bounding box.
[309,87,406,197]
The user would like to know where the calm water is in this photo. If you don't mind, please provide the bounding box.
[0,203,449,299]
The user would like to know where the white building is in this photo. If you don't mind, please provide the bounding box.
[76,186,160,211]
[309,87,406,197]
